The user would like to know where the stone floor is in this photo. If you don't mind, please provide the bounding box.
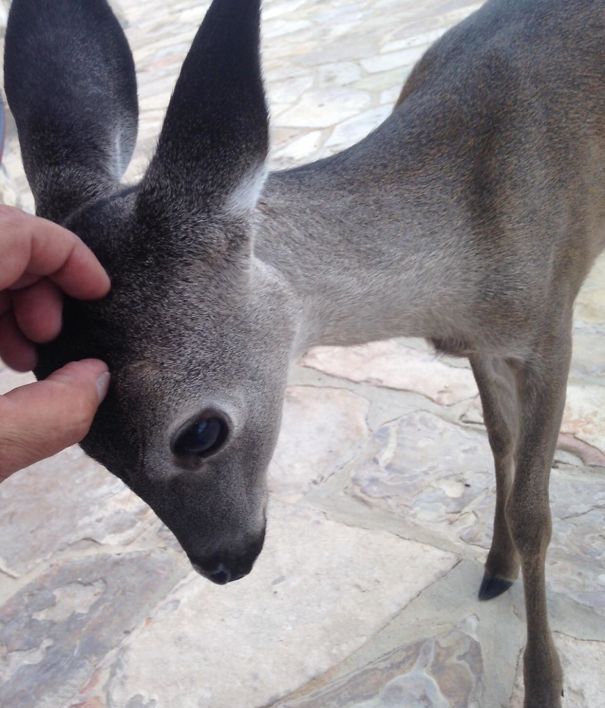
[0,0,604,706]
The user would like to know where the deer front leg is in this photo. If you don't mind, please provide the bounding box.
[470,355,520,600]
[506,337,571,708]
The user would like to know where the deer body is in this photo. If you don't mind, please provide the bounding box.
[257,0,605,353]
[4,0,604,706]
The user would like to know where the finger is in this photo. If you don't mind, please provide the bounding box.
[0,206,110,299]
[0,359,110,481]
[0,311,37,372]
[11,280,63,343]
[9,273,40,290]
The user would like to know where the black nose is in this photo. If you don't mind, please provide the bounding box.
[189,532,265,585]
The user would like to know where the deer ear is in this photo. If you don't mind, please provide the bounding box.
[139,0,269,218]
[4,0,138,223]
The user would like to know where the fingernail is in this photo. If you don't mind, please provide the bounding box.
[96,371,111,402]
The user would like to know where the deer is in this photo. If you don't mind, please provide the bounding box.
[3,0,604,704]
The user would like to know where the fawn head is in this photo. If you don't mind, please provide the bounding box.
[4,0,297,583]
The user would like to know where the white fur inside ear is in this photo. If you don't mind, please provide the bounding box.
[224,165,267,216]
[113,128,124,178]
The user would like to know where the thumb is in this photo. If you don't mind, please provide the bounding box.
[0,359,110,481]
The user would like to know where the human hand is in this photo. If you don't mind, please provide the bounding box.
[0,206,111,482]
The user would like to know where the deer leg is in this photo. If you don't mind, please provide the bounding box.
[470,355,520,600]
[506,334,571,707]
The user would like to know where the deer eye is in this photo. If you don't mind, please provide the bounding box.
[171,414,229,459]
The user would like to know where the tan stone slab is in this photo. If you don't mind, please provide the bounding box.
[277,560,526,708]
[269,386,370,503]
[461,379,605,462]
[0,551,187,708]
[303,340,478,406]
[279,617,486,708]
[73,502,456,708]
[0,446,151,578]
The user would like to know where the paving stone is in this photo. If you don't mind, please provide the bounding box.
[277,560,526,708]
[570,329,605,379]
[380,28,448,53]
[278,617,485,708]
[267,75,315,106]
[303,340,478,405]
[264,19,313,40]
[460,465,605,615]
[0,551,187,708]
[269,386,370,502]
[317,61,363,88]
[325,106,393,150]
[361,46,427,73]
[271,130,324,167]
[344,409,605,612]
[563,382,605,455]
[347,411,493,548]
[575,258,605,326]
[461,380,605,462]
[0,446,152,577]
[276,88,372,129]
[72,502,457,708]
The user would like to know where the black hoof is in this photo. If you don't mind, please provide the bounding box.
[478,572,514,601]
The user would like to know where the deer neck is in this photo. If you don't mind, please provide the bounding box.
[255,135,467,356]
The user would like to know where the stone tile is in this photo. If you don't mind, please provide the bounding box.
[0,446,152,577]
[347,411,493,550]
[570,329,605,379]
[72,502,457,708]
[270,126,315,156]
[380,27,448,53]
[562,382,605,455]
[267,75,315,106]
[278,561,526,708]
[296,39,379,67]
[271,130,324,167]
[276,88,372,129]
[269,386,370,502]
[317,61,363,88]
[461,379,605,462]
[303,340,478,406]
[361,46,427,74]
[264,19,313,40]
[343,408,605,613]
[278,617,485,708]
[354,67,413,93]
[380,86,402,105]
[0,551,187,708]
[575,257,605,326]
[325,106,393,150]
[263,0,308,21]
[460,466,605,615]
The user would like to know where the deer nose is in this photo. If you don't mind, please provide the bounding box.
[192,560,241,584]
[189,533,265,585]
